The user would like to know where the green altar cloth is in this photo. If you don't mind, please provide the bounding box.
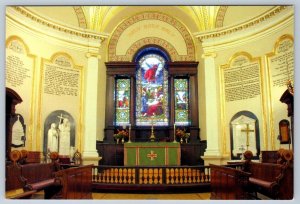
[124,142,181,166]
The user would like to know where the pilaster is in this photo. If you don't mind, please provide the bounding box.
[201,52,225,165]
[82,52,101,165]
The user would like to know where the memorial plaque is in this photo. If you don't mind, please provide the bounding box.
[223,54,261,102]
[266,35,294,148]
[6,37,35,149]
[40,53,83,153]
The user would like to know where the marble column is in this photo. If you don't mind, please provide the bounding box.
[201,53,225,165]
[82,52,102,165]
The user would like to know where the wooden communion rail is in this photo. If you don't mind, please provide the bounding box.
[92,165,211,191]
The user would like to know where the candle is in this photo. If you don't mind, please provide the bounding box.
[128,123,131,143]
[173,123,176,142]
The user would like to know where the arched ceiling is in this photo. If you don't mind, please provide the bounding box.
[25,6,275,34]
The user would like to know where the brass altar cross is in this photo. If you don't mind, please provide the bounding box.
[147,150,157,160]
[241,123,254,150]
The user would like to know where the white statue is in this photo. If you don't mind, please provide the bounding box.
[58,115,71,156]
[12,115,25,146]
[47,123,58,152]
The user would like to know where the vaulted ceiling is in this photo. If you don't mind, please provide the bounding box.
[27,6,275,34]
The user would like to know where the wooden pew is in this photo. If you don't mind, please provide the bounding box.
[243,149,293,199]
[210,164,251,200]
[54,164,93,199]
[20,163,61,198]
[246,162,284,199]
[6,150,61,199]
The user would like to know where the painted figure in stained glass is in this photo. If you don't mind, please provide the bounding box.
[176,91,187,109]
[117,90,129,108]
[116,79,130,125]
[136,54,169,126]
[174,79,189,125]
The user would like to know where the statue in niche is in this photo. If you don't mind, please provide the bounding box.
[231,115,257,159]
[47,123,59,152]
[43,110,75,157]
[11,114,26,147]
[58,115,71,156]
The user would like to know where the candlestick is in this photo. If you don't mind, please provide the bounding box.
[173,123,177,143]
[149,115,156,142]
[128,123,131,143]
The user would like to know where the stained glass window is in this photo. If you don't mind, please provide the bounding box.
[174,78,189,125]
[136,54,169,126]
[115,78,130,126]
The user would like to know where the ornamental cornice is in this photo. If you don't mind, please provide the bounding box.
[13,6,107,42]
[195,6,288,41]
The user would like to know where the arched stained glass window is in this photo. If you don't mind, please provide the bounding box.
[115,78,130,126]
[136,54,169,126]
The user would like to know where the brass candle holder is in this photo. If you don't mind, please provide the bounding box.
[149,116,156,142]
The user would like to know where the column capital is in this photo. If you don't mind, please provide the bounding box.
[201,52,217,59]
[85,52,101,59]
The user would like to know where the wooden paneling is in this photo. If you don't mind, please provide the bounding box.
[261,151,278,163]
[55,165,93,199]
[210,164,251,200]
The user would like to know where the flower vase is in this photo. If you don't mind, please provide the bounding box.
[180,137,183,144]
[185,138,188,143]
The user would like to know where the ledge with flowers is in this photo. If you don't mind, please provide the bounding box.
[113,129,129,144]
[175,128,190,143]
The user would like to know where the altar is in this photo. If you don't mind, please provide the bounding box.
[124,142,181,166]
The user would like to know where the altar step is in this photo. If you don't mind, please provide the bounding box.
[92,183,210,193]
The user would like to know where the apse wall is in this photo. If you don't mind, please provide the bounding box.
[198,6,294,159]
[6,7,105,154]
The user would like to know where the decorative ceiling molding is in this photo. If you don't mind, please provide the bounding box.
[124,37,180,62]
[13,6,106,42]
[195,6,287,41]
[108,12,195,62]
[73,6,87,29]
[215,6,228,28]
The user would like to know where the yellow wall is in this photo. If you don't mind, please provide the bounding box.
[205,10,294,154]
[6,6,294,159]
[6,7,90,153]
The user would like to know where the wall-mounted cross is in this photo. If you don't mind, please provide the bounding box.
[241,123,254,150]
[147,150,157,160]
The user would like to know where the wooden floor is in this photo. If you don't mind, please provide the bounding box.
[92,192,211,200]
[7,190,211,200]
[6,189,210,200]
[7,191,273,200]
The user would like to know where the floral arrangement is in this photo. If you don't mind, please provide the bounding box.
[114,129,129,139]
[175,128,190,139]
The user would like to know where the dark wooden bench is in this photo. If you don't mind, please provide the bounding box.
[246,162,284,199]
[19,162,62,198]
[6,150,62,199]
[242,149,293,199]
[54,164,93,199]
[210,164,251,200]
